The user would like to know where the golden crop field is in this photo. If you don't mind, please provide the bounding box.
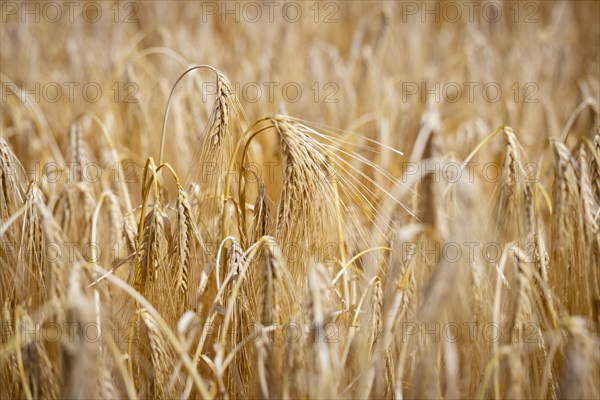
[0,1,599,399]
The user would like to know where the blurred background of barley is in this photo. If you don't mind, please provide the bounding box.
[1,1,599,399]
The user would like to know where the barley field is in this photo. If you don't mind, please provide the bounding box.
[0,1,599,399]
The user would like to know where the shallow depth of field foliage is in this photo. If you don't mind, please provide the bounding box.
[0,1,599,399]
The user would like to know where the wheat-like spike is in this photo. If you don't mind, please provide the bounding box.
[552,141,579,222]
[508,250,535,344]
[577,146,600,240]
[173,188,193,304]
[135,205,169,294]
[140,308,177,400]
[550,141,584,310]
[147,206,170,283]
[189,71,238,246]
[512,248,553,398]
[251,179,270,244]
[99,361,119,400]
[53,182,96,243]
[37,199,73,304]
[0,166,23,301]
[0,140,28,304]
[68,122,83,182]
[226,238,242,274]
[253,329,270,399]
[0,138,27,221]
[590,131,600,202]
[378,348,394,399]
[122,214,137,256]
[238,242,280,397]
[496,129,534,242]
[272,117,338,262]
[17,183,45,305]
[211,71,232,147]
[1,302,20,398]
[104,191,123,248]
[261,247,275,327]
[18,309,61,399]
[369,278,383,354]
[468,258,486,320]
[577,146,600,321]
